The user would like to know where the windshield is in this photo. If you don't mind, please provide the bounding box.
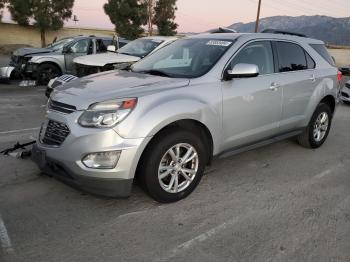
[131,38,234,78]
[118,38,164,58]
[49,38,74,51]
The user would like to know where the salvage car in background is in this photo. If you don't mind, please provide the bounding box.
[0,35,128,85]
[73,36,178,77]
[341,80,350,104]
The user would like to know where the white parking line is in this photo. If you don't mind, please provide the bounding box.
[158,218,240,261]
[0,215,14,255]
[0,127,39,135]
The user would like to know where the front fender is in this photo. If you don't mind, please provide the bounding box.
[30,57,64,72]
[115,96,222,154]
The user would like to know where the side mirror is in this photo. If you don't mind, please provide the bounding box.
[107,45,116,52]
[62,46,71,54]
[225,63,259,80]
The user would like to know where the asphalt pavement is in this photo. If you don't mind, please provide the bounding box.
[0,81,350,262]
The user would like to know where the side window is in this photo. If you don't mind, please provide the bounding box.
[96,39,109,53]
[230,41,274,75]
[276,42,307,72]
[305,52,316,69]
[70,39,92,54]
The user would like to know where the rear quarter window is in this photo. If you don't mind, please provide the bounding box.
[310,44,336,66]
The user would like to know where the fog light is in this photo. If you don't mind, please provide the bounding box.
[82,151,121,169]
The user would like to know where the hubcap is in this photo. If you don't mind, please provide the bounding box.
[158,143,199,194]
[313,112,329,142]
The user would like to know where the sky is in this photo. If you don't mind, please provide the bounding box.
[2,0,350,33]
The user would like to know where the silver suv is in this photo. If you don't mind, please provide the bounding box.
[32,32,340,203]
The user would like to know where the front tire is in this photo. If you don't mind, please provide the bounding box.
[37,63,61,85]
[138,128,208,203]
[297,103,332,148]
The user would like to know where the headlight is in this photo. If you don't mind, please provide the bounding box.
[78,98,137,128]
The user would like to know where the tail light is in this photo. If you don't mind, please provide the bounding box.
[337,70,342,83]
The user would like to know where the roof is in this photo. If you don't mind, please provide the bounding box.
[187,32,324,44]
[140,36,179,41]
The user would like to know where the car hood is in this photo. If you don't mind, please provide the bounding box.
[13,47,54,57]
[73,53,141,67]
[51,70,190,110]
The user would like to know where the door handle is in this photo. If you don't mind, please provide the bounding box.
[269,82,280,91]
[309,74,316,82]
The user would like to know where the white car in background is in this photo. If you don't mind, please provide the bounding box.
[73,36,178,77]
[341,80,350,104]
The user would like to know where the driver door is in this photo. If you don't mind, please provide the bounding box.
[64,38,93,74]
[220,40,283,150]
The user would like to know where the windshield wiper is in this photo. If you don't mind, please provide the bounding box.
[139,69,173,77]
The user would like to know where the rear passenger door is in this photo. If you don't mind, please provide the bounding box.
[273,41,317,132]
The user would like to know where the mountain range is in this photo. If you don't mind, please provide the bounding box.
[228,15,350,45]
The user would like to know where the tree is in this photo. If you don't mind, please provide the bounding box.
[8,0,74,47]
[0,0,8,21]
[153,0,178,36]
[104,0,147,40]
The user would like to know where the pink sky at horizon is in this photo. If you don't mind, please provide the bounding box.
[2,0,350,33]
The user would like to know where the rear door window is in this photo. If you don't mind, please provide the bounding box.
[276,42,308,72]
[310,44,335,66]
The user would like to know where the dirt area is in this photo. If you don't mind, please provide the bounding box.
[0,44,32,55]
[328,48,350,67]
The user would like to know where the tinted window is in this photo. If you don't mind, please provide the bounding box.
[310,44,335,66]
[230,41,274,75]
[276,42,307,72]
[97,39,109,53]
[306,52,316,69]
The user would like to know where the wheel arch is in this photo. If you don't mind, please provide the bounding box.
[320,95,336,115]
[135,119,214,180]
[38,61,62,75]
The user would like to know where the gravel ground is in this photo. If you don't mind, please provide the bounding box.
[0,79,350,262]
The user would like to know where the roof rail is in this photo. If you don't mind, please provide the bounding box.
[208,27,237,34]
[261,29,307,38]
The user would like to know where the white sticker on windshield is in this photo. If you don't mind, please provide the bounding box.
[152,39,163,43]
[206,40,231,47]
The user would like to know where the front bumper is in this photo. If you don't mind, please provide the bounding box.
[0,66,15,80]
[340,83,350,102]
[31,110,152,197]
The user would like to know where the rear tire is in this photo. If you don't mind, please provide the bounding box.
[37,63,61,85]
[138,128,208,203]
[297,103,332,148]
[343,101,350,105]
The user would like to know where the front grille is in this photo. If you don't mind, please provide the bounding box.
[41,120,70,146]
[75,63,100,77]
[48,100,76,114]
[51,75,78,89]
[341,92,349,98]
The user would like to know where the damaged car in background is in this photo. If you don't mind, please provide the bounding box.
[0,35,128,85]
[45,36,177,97]
[73,36,178,77]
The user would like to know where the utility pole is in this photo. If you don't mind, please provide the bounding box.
[147,0,154,36]
[254,0,262,33]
